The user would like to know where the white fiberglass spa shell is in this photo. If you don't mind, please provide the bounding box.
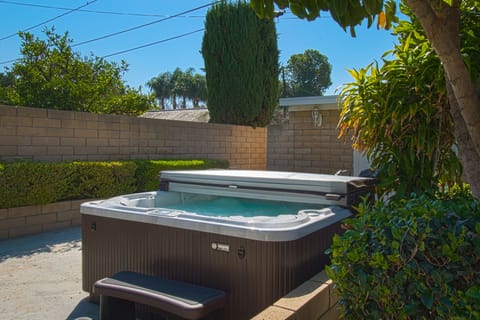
[80,169,374,241]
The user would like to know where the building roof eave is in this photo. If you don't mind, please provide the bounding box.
[278,95,340,111]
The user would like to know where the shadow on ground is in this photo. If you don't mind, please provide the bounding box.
[67,297,99,320]
[0,226,81,262]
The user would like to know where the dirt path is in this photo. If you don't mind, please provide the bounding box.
[0,227,98,320]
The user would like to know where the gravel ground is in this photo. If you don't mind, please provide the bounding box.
[0,227,99,320]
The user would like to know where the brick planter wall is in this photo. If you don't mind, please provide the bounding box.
[252,270,340,320]
[0,200,85,240]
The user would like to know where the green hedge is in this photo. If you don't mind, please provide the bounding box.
[0,159,229,209]
[326,191,480,319]
[70,161,138,199]
[0,161,73,208]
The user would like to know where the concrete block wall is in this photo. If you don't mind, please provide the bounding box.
[0,105,267,169]
[252,270,340,320]
[268,109,353,175]
[0,200,85,240]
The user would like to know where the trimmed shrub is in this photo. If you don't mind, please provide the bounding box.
[0,159,229,209]
[70,161,138,199]
[0,161,73,208]
[326,192,480,319]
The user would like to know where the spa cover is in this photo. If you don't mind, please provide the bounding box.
[159,169,375,207]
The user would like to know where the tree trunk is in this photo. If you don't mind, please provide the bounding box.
[447,81,480,196]
[405,0,480,197]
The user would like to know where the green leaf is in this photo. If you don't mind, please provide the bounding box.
[391,227,402,240]
[392,240,399,250]
[466,286,480,299]
[421,291,434,309]
[442,244,453,256]
[324,265,334,279]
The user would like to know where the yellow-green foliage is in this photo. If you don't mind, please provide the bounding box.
[338,8,463,199]
[0,159,229,209]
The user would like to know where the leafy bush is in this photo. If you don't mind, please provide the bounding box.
[326,193,480,319]
[70,161,137,199]
[0,159,229,209]
[134,159,229,191]
[0,161,73,208]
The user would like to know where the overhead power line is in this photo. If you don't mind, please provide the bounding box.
[102,28,204,59]
[0,0,97,41]
[0,28,206,65]
[0,0,206,18]
[72,2,217,47]
[0,2,216,66]
[0,57,18,65]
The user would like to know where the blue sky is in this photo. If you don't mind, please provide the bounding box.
[0,0,399,95]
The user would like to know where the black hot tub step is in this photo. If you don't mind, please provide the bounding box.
[94,271,226,320]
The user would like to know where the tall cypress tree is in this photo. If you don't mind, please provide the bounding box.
[201,0,279,127]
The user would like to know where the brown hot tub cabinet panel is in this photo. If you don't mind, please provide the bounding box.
[82,214,342,320]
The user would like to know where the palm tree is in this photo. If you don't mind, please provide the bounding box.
[147,68,207,109]
[191,74,207,108]
[147,72,173,110]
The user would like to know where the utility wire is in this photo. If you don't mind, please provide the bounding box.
[0,0,97,41]
[102,28,204,59]
[0,57,18,65]
[0,2,216,65]
[0,0,205,18]
[72,2,217,47]
[0,28,205,65]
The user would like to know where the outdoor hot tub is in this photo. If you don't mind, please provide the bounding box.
[81,169,374,319]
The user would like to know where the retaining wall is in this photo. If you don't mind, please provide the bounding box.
[252,270,340,320]
[0,200,85,240]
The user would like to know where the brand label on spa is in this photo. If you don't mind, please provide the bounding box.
[211,242,230,252]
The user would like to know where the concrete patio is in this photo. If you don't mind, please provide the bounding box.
[0,226,99,320]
